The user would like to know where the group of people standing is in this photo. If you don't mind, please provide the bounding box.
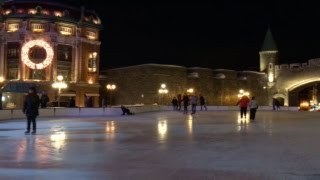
[171,94,207,115]
[236,95,259,121]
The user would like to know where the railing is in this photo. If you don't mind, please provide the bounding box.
[0,105,164,120]
[0,105,299,121]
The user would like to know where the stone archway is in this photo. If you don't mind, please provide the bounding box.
[286,81,320,106]
[272,70,320,106]
[272,93,286,106]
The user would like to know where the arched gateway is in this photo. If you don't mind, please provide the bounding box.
[260,28,320,107]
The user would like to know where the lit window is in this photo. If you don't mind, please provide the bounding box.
[268,73,274,82]
[55,11,62,17]
[88,52,97,72]
[7,23,19,32]
[93,19,100,24]
[29,9,36,14]
[31,23,46,32]
[4,10,11,15]
[58,26,73,35]
[86,31,96,40]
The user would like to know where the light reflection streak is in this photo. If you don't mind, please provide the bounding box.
[187,115,193,135]
[50,131,66,150]
[157,120,167,142]
[237,114,249,133]
[17,136,50,163]
[105,121,116,140]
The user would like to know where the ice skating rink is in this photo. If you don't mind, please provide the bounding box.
[0,110,319,180]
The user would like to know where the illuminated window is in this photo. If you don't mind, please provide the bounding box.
[4,10,11,15]
[268,73,274,82]
[86,31,96,40]
[7,42,20,80]
[93,20,98,24]
[88,52,97,72]
[7,23,19,32]
[31,23,46,32]
[54,11,62,17]
[58,26,73,35]
[28,9,36,14]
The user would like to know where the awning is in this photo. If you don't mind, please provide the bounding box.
[60,93,76,97]
[85,93,100,97]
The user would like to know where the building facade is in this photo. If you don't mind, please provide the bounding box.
[0,0,101,108]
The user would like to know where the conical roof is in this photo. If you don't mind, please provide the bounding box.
[261,28,277,51]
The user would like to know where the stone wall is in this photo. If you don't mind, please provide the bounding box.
[100,64,270,106]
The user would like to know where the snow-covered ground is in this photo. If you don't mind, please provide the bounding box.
[0,110,319,180]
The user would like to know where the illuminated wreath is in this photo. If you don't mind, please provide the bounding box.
[21,40,54,69]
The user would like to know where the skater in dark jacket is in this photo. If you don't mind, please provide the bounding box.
[23,87,40,134]
[199,95,207,111]
[172,97,178,110]
[121,105,134,115]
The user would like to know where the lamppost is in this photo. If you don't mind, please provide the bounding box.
[106,84,116,107]
[52,75,67,107]
[158,83,168,105]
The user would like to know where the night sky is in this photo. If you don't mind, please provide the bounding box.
[61,1,320,70]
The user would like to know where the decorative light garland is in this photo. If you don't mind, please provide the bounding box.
[21,40,54,69]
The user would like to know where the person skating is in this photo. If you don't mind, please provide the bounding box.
[199,95,207,111]
[23,87,40,135]
[248,96,259,121]
[236,95,250,118]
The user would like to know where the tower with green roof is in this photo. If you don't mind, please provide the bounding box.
[259,28,278,83]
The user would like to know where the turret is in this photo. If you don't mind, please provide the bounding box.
[259,27,278,83]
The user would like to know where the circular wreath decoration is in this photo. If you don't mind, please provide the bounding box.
[21,40,54,69]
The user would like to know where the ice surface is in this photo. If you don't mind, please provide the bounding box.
[0,111,319,180]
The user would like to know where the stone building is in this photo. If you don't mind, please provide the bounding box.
[100,64,268,106]
[101,27,320,107]
[0,0,101,108]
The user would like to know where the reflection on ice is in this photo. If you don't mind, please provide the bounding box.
[237,114,250,124]
[105,121,116,140]
[157,120,167,142]
[105,121,115,133]
[187,115,193,135]
[50,131,66,150]
[237,114,249,133]
[50,126,66,150]
[17,136,50,162]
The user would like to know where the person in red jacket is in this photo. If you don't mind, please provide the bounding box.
[236,95,250,118]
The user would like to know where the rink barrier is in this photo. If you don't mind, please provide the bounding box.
[0,105,299,120]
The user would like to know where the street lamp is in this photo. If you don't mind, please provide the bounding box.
[158,83,168,105]
[52,75,67,107]
[106,84,116,106]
